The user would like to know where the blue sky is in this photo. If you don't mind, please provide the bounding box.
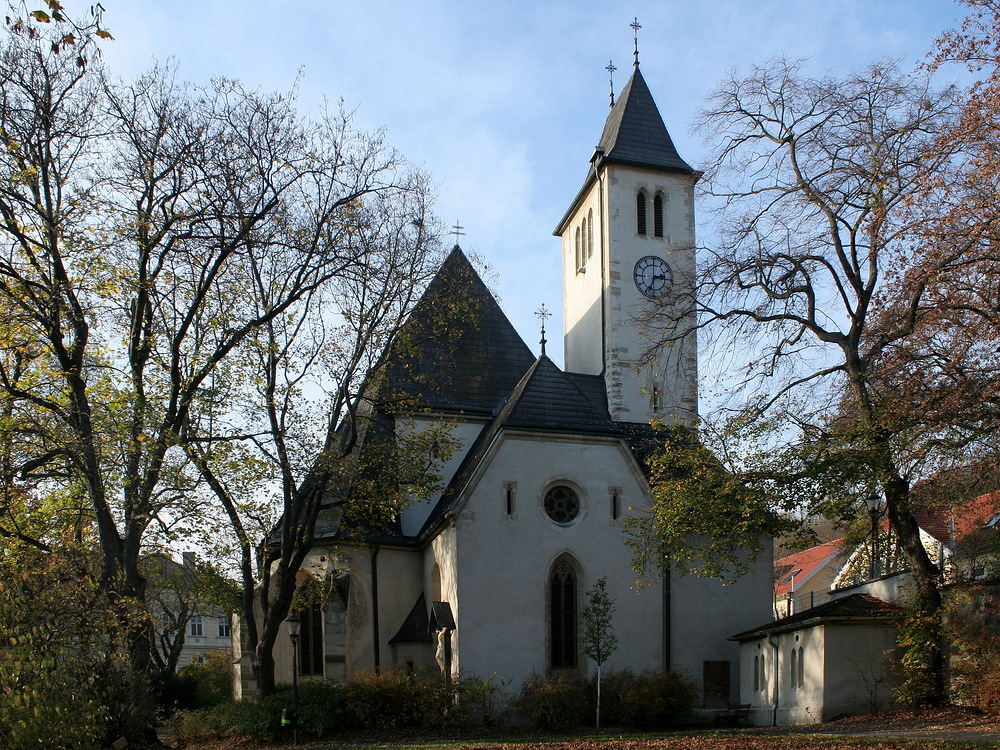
[98,0,967,367]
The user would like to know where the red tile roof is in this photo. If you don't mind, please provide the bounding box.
[774,539,845,596]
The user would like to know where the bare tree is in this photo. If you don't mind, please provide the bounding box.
[636,59,966,704]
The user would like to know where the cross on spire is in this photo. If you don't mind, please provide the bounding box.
[535,304,551,357]
[605,59,617,108]
[450,220,466,247]
[630,17,642,67]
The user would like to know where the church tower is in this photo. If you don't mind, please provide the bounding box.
[555,64,699,425]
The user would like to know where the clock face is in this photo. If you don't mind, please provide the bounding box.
[633,255,672,298]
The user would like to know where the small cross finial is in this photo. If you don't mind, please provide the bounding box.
[606,59,617,108]
[450,220,466,246]
[630,17,642,67]
[535,304,551,357]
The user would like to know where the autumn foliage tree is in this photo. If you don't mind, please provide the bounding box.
[0,1,445,728]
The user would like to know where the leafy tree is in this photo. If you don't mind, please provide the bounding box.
[632,58,967,704]
[582,576,618,729]
[0,0,445,717]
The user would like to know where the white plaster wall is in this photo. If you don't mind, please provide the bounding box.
[561,180,604,376]
[602,163,698,424]
[670,543,772,704]
[398,415,488,536]
[823,625,899,720]
[450,431,664,688]
[740,638,773,726]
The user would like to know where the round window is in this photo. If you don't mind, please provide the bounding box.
[544,485,580,524]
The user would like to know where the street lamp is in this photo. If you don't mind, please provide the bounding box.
[285,609,301,746]
[865,493,881,580]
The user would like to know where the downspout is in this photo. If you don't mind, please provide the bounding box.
[371,544,381,672]
[766,632,779,727]
[663,566,671,671]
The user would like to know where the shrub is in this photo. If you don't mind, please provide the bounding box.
[172,700,276,741]
[620,669,698,728]
[517,673,588,729]
[347,666,458,729]
[459,672,513,726]
[170,649,232,709]
[281,679,354,736]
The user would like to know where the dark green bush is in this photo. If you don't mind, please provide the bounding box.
[167,649,232,710]
[517,673,588,729]
[620,669,698,728]
[281,679,354,735]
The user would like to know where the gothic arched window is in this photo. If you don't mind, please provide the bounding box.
[636,191,647,235]
[653,193,664,237]
[550,560,578,669]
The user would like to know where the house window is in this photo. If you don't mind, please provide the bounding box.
[544,485,580,525]
[653,193,664,237]
[790,648,797,689]
[636,191,647,235]
[798,646,804,687]
[587,208,594,259]
[299,603,324,676]
[190,616,203,637]
[504,481,516,519]
[759,653,766,691]
[550,561,578,669]
[754,655,760,691]
[218,619,231,638]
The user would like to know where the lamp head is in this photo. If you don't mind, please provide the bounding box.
[286,608,301,640]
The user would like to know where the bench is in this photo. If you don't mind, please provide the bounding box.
[714,703,751,726]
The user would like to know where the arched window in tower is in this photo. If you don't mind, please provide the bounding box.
[636,191,647,235]
[575,226,582,271]
[587,208,594,259]
[549,559,578,668]
[653,193,664,237]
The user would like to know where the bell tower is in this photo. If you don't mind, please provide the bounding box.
[554,63,699,426]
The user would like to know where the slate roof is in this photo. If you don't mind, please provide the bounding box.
[384,245,536,416]
[389,593,433,644]
[597,66,693,173]
[732,593,902,641]
[501,356,620,435]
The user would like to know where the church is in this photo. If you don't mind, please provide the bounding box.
[243,60,772,710]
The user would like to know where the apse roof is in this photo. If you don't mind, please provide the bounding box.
[384,245,536,416]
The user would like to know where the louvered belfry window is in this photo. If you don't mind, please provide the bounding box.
[636,191,647,235]
[654,193,664,237]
